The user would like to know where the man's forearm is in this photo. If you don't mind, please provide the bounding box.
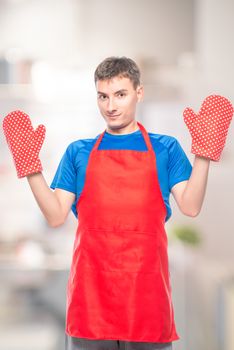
[180,156,210,216]
[27,172,64,227]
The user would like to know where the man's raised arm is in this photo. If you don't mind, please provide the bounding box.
[172,95,233,217]
[2,110,75,227]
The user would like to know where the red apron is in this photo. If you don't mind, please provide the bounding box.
[66,122,179,342]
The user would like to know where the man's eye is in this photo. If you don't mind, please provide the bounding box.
[118,93,126,97]
[98,95,107,100]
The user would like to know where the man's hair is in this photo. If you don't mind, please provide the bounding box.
[94,56,141,89]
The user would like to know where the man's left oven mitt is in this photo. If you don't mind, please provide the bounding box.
[183,95,233,161]
[2,110,46,178]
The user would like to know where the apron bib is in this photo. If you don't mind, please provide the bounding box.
[66,122,179,342]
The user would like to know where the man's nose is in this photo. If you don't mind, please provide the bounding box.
[107,98,117,113]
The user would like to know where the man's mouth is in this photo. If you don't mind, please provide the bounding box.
[107,114,121,118]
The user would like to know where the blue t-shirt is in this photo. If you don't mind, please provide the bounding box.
[50,129,192,222]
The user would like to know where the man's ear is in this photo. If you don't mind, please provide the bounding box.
[136,85,144,102]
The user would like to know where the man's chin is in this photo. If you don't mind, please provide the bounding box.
[105,119,124,130]
[107,122,122,130]
[104,118,137,133]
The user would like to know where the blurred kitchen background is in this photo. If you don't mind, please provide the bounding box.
[0,0,234,349]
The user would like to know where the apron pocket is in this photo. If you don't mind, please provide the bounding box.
[80,228,160,273]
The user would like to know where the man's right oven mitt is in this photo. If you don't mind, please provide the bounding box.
[183,95,233,161]
[2,110,46,178]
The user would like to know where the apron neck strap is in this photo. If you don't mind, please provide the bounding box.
[93,121,153,152]
[136,122,153,151]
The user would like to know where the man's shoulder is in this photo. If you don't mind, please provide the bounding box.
[66,135,99,153]
[148,132,179,151]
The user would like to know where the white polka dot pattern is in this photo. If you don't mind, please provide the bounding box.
[2,110,46,178]
[183,95,233,161]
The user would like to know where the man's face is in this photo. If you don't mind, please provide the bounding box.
[96,76,143,133]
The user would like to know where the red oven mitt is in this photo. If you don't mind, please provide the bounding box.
[2,110,46,178]
[183,95,233,161]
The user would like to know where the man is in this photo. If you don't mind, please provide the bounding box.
[2,56,233,350]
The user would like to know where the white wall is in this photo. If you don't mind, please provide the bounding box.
[0,0,82,64]
[195,0,234,99]
[0,0,195,66]
[77,0,195,66]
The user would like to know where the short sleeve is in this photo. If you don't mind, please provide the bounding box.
[168,138,192,191]
[50,144,77,194]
